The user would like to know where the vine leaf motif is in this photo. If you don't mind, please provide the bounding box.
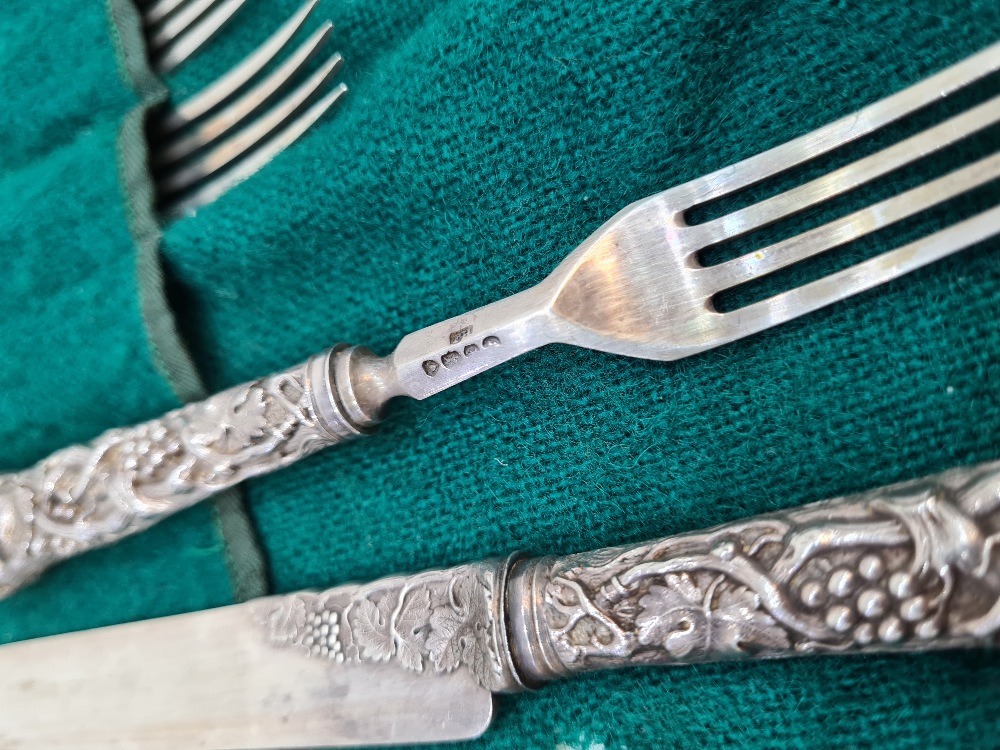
[636,573,789,658]
[353,598,395,662]
[0,361,342,600]
[427,607,465,672]
[395,588,432,673]
[427,575,491,678]
[636,574,708,658]
[261,597,307,647]
[189,387,270,454]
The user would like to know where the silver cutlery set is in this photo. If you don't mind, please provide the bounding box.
[1,4,999,748]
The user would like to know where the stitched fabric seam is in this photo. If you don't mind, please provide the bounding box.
[102,0,270,602]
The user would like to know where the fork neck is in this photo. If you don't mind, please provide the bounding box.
[371,284,560,403]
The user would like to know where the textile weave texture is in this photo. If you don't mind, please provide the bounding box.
[2,0,1000,748]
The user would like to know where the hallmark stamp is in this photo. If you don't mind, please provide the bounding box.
[421,336,503,377]
[449,326,474,345]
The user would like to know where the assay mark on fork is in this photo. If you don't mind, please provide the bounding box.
[422,336,502,376]
[449,326,474,344]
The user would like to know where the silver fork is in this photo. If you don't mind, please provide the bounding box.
[145,0,346,217]
[0,42,998,599]
[142,0,249,73]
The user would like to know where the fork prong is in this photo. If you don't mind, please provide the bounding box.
[153,22,333,166]
[148,0,222,50]
[689,95,1000,251]
[143,0,188,27]
[701,151,1000,294]
[676,41,1000,209]
[157,53,343,196]
[162,82,347,219]
[154,0,248,73]
[711,202,1000,343]
[155,0,321,135]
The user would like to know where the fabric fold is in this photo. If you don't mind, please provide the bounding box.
[104,0,270,602]
[0,2,235,639]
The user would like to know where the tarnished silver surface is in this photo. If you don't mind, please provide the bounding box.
[507,460,1000,683]
[255,555,523,693]
[3,43,999,598]
[4,461,1000,747]
[0,348,378,599]
[0,562,503,749]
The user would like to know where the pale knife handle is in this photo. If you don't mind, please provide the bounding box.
[0,345,381,599]
[507,461,1000,685]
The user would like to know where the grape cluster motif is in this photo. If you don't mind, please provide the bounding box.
[796,552,942,646]
[256,564,508,691]
[300,608,344,662]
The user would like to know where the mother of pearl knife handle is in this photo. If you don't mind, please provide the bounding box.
[0,346,382,598]
[507,460,1000,684]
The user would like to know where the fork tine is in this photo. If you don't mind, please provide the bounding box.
[710,202,1000,343]
[157,53,343,196]
[143,0,187,27]
[689,95,1000,251]
[676,41,1000,209]
[147,0,223,50]
[162,82,347,219]
[154,0,248,73]
[155,0,321,135]
[702,151,1000,293]
[153,22,333,166]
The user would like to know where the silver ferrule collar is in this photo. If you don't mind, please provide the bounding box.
[489,553,530,693]
[505,556,570,687]
[305,346,378,441]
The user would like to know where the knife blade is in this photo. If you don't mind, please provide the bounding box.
[4,459,1000,749]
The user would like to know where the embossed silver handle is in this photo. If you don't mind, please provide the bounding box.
[507,461,1000,684]
[0,346,383,599]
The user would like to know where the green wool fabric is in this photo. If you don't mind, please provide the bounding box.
[0,3,234,634]
[2,0,1000,748]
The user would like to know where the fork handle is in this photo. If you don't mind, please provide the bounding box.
[0,345,380,599]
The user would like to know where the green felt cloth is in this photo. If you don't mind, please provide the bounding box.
[0,3,234,635]
[3,0,1000,748]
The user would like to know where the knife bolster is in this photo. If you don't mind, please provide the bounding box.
[507,555,571,686]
